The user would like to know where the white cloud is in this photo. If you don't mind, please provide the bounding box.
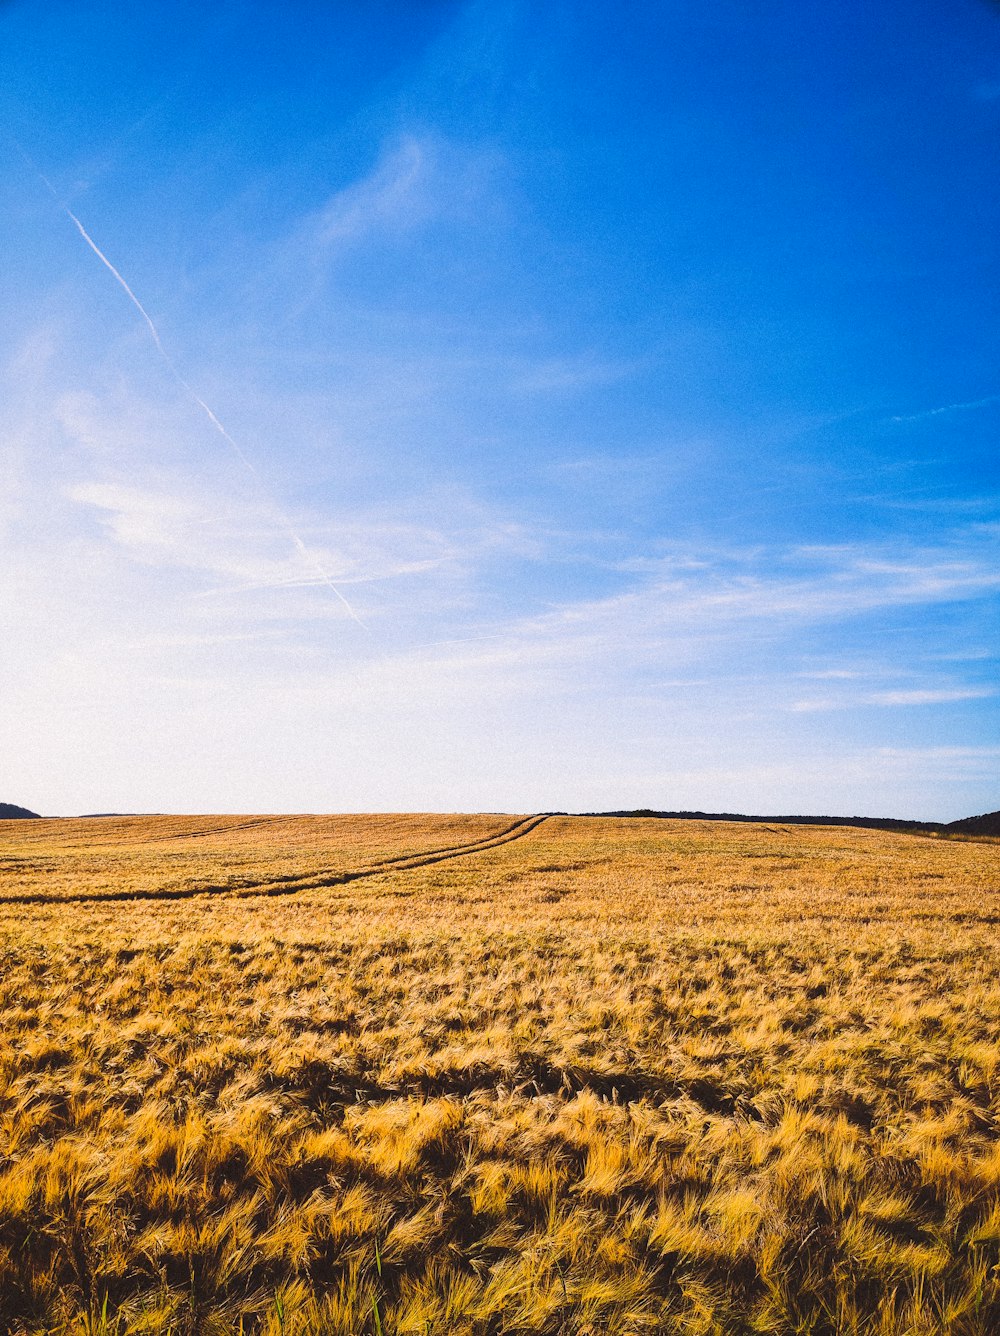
[314,136,431,247]
[797,669,869,680]
[67,477,484,613]
[890,393,1000,423]
[511,352,641,395]
[791,688,995,714]
[306,131,504,256]
[492,538,1000,663]
[869,688,995,706]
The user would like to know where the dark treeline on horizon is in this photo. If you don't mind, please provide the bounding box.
[578,810,1000,836]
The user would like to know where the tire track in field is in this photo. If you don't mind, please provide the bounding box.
[1,815,552,906]
[137,816,293,844]
[240,813,553,897]
[217,813,551,897]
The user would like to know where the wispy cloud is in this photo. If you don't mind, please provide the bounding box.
[891,393,1000,423]
[68,478,472,606]
[511,352,642,395]
[314,135,431,247]
[870,688,995,706]
[797,669,870,680]
[791,688,995,713]
[306,131,503,256]
[302,531,1000,709]
[512,539,1000,648]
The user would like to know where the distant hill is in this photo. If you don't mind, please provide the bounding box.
[943,810,1000,837]
[0,803,41,820]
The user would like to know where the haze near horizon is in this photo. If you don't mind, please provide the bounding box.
[2,0,998,819]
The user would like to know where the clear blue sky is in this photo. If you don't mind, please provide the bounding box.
[2,0,998,818]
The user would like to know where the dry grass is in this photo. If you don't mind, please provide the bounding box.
[0,814,516,902]
[1,814,1000,1334]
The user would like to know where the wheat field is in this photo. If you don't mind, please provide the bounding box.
[1,813,999,1334]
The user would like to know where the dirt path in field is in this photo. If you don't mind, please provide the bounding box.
[2,814,552,907]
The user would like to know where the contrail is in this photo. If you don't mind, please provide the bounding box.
[65,208,169,359]
[21,146,367,627]
[891,394,1000,424]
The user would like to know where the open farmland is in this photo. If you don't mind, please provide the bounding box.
[2,815,1000,1335]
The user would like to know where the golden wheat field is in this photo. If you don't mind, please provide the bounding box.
[2,813,1000,1335]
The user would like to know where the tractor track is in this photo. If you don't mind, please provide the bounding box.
[1,814,552,907]
[135,816,293,844]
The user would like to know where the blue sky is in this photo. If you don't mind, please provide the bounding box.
[1,0,998,818]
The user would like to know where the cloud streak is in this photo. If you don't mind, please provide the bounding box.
[68,479,473,608]
[790,688,995,713]
[891,393,1000,423]
[315,136,429,247]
